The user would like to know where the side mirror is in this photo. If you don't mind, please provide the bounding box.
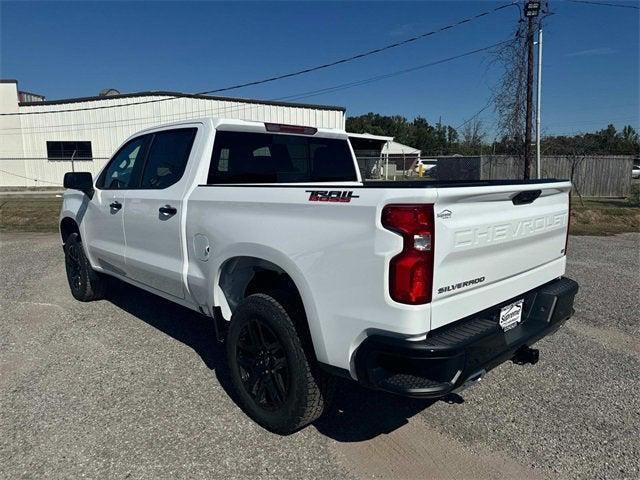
[64,172,94,197]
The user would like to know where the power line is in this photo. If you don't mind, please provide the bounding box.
[281,41,511,101]
[0,2,518,118]
[566,0,639,9]
[0,157,108,160]
[0,39,511,136]
[195,3,516,95]
[455,99,495,130]
[0,168,62,185]
[0,98,311,137]
[0,101,273,135]
[0,97,274,134]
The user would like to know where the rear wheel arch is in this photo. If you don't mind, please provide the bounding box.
[218,256,303,312]
[217,256,315,357]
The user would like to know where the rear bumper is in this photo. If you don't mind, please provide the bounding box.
[353,277,579,398]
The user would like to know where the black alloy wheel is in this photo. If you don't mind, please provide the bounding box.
[65,240,83,292]
[226,293,333,434]
[63,232,105,301]
[236,318,290,411]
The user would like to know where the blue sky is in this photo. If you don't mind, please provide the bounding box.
[1,1,638,137]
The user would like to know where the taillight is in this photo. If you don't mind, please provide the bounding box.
[382,204,435,305]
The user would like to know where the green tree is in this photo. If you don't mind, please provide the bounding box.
[540,124,639,156]
[347,113,639,157]
[346,113,460,156]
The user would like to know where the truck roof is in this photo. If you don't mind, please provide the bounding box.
[135,117,350,139]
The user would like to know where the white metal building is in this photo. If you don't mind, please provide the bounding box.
[0,80,346,187]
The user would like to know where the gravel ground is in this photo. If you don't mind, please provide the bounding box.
[1,232,638,479]
[418,233,640,479]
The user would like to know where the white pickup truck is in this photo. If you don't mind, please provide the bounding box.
[60,118,578,434]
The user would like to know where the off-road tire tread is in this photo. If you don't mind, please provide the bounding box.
[65,233,105,302]
[227,293,332,434]
[252,294,328,431]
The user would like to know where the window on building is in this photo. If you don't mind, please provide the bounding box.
[208,131,357,184]
[46,141,93,160]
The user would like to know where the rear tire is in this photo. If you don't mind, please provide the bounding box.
[226,293,332,434]
[64,232,105,301]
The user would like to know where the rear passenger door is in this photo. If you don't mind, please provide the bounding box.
[123,127,198,298]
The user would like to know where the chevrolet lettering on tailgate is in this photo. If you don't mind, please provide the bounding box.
[454,212,568,248]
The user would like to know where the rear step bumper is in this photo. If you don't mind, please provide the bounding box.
[354,277,579,398]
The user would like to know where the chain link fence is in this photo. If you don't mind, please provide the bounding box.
[357,154,634,197]
[356,155,472,181]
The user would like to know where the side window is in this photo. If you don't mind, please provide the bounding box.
[97,135,149,190]
[140,128,197,189]
[207,131,357,184]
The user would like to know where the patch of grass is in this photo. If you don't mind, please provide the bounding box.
[570,192,639,236]
[0,196,62,233]
[0,192,637,237]
[627,182,640,207]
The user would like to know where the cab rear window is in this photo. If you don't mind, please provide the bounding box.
[207,131,357,184]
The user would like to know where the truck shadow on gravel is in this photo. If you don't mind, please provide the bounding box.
[314,381,437,441]
[104,279,437,441]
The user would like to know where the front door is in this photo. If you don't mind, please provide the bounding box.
[83,189,126,275]
[123,127,198,299]
[83,134,150,275]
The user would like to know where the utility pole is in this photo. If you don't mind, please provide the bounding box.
[536,28,543,179]
[523,1,540,179]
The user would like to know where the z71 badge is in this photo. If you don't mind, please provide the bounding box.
[306,190,359,203]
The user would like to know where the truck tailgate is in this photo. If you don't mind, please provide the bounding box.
[430,181,571,330]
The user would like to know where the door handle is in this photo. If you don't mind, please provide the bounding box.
[159,205,177,215]
[109,201,122,211]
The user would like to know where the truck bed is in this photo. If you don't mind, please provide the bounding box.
[362,178,568,188]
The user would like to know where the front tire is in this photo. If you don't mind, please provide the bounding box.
[64,232,105,301]
[226,293,332,434]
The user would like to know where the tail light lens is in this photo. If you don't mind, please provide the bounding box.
[382,204,435,305]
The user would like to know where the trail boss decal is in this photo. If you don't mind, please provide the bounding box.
[306,190,360,203]
[437,276,485,294]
